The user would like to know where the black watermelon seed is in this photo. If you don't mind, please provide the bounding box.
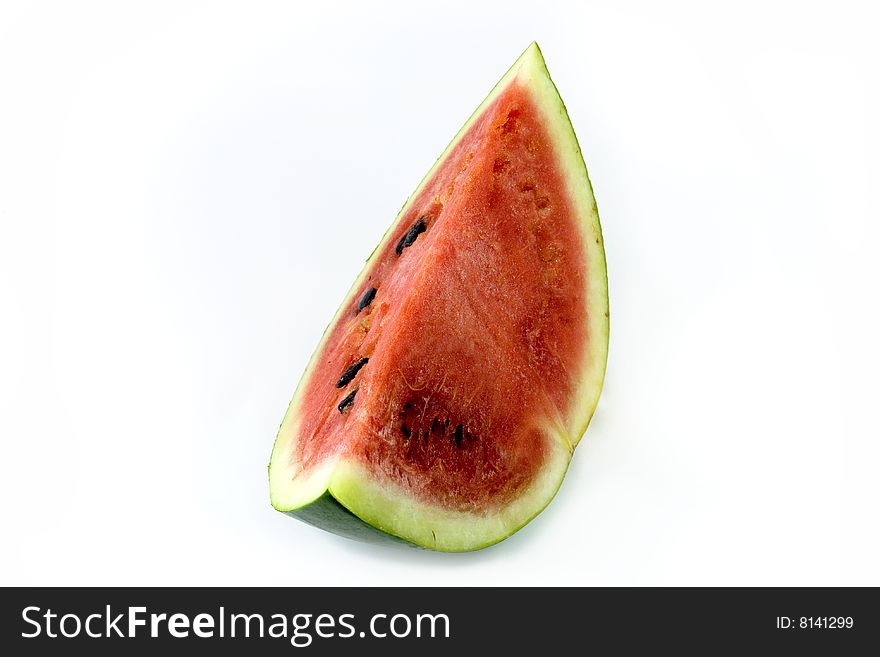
[337,388,358,413]
[431,417,440,434]
[357,287,377,314]
[395,216,428,255]
[454,424,463,447]
[401,423,411,439]
[336,357,369,388]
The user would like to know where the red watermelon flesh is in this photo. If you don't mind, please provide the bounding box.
[269,43,608,551]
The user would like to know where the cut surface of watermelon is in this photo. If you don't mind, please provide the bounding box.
[269,43,608,551]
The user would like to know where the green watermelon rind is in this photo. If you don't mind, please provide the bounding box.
[268,42,609,552]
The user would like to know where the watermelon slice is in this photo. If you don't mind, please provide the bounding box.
[269,43,608,551]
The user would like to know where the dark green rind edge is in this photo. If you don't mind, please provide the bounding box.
[286,493,418,549]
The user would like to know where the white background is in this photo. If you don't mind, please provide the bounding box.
[1,0,878,586]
